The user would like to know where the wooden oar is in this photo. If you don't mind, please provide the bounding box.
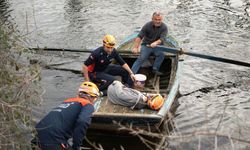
[156,45,250,67]
[30,47,92,53]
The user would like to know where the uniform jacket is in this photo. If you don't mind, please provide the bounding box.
[36,97,94,149]
[84,46,125,72]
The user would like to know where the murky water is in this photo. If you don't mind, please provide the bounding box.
[1,0,250,149]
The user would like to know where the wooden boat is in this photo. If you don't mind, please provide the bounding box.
[88,33,182,134]
[30,33,182,148]
[32,32,182,134]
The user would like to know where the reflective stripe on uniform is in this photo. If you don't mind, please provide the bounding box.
[87,63,95,72]
[64,97,92,106]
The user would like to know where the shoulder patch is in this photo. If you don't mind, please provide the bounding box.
[90,55,94,59]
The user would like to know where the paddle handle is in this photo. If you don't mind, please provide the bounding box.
[184,51,250,67]
[156,45,250,67]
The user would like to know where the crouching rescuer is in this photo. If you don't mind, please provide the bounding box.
[32,82,100,150]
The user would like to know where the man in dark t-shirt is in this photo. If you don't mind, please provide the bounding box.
[82,35,135,95]
[131,12,168,75]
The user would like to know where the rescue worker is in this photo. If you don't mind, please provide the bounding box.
[82,34,136,96]
[32,82,100,150]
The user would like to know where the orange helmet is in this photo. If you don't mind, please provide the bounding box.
[78,81,100,98]
[147,94,164,110]
[103,34,116,48]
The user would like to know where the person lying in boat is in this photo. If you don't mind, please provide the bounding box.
[131,11,168,76]
[107,80,164,110]
[31,82,100,150]
[82,34,136,96]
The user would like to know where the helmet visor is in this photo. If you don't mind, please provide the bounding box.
[79,91,98,99]
[103,41,115,47]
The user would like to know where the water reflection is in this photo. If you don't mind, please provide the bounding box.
[64,0,86,29]
[0,0,12,24]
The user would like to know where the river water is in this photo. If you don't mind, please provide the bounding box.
[1,0,250,149]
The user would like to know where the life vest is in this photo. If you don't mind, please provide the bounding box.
[64,97,92,106]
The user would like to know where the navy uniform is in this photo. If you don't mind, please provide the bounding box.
[84,46,131,94]
[35,97,94,150]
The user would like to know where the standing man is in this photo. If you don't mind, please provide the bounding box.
[32,82,100,150]
[131,11,168,75]
[82,34,135,96]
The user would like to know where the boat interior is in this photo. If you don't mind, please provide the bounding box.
[94,53,174,115]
